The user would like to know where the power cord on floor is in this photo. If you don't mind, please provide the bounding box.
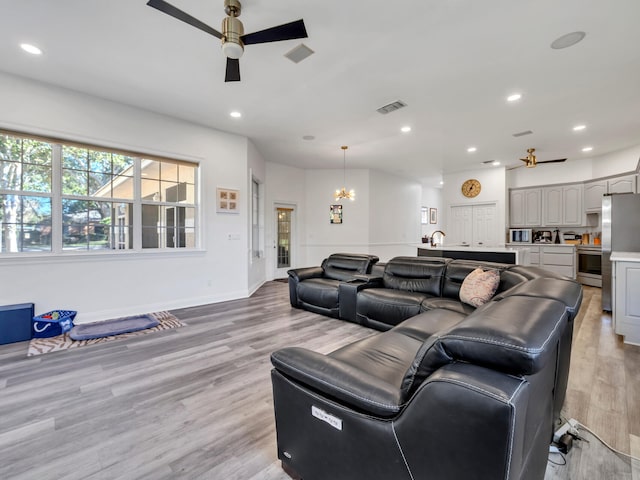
[575,421,640,463]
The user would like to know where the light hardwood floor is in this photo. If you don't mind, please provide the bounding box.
[0,282,637,479]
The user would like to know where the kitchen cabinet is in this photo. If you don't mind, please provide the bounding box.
[611,252,640,345]
[540,245,576,279]
[608,175,636,194]
[543,184,583,227]
[584,180,608,211]
[449,203,498,247]
[584,174,637,212]
[506,244,540,266]
[509,188,541,227]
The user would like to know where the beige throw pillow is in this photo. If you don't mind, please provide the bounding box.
[459,267,501,307]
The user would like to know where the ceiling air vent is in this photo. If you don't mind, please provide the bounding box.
[512,130,533,137]
[376,100,407,115]
[284,44,315,64]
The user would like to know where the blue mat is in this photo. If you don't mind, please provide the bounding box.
[69,314,159,341]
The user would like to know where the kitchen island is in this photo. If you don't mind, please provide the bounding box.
[417,245,520,264]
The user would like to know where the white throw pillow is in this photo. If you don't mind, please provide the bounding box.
[459,267,501,307]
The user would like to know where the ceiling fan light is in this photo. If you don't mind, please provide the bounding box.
[222,41,244,59]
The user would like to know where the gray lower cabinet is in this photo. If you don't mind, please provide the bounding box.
[540,245,576,278]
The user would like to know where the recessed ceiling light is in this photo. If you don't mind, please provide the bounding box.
[551,31,586,50]
[507,93,522,102]
[582,146,593,152]
[20,43,42,55]
[401,126,411,133]
[467,147,477,153]
[230,111,242,118]
[573,125,586,131]
[439,181,444,185]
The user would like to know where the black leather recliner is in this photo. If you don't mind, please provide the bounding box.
[272,263,583,480]
[287,253,379,318]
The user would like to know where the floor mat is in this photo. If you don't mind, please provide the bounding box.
[27,311,184,356]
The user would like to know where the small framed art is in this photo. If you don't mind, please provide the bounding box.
[217,188,239,214]
[421,207,429,224]
[330,205,343,224]
[429,208,437,224]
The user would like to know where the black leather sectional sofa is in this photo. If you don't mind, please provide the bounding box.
[274,254,583,480]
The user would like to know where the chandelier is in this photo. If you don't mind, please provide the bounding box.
[335,145,355,201]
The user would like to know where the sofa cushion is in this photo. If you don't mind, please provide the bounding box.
[382,257,448,295]
[421,297,476,315]
[439,296,568,376]
[394,309,466,342]
[322,253,379,281]
[493,277,583,317]
[357,288,432,328]
[297,278,341,309]
[459,268,500,307]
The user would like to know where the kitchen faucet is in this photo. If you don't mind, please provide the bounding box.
[430,230,445,247]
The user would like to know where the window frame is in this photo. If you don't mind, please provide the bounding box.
[0,129,200,257]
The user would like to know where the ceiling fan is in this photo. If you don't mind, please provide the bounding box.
[518,148,567,168]
[146,0,308,82]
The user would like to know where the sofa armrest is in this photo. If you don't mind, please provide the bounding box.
[288,266,324,282]
[271,347,403,417]
[338,276,383,322]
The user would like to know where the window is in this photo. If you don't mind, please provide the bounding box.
[0,134,53,252]
[0,130,199,255]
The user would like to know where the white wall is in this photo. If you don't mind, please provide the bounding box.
[421,186,443,239]
[443,168,507,245]
[590,145,640,178]
[0,72,254,322]
[507,144,640,188]
[369,170,422,261]
[303,168,371,266]
[264,161,306,278]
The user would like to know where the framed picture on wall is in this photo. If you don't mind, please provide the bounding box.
[330,205,343,224]
[429,208,437,224]
[421,207,429,224]
[217,188,239,214]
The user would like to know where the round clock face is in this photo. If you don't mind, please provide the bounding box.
[462,179,481,198]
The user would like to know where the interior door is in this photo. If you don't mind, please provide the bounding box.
[472,204,498,247]
[275,206,295,278]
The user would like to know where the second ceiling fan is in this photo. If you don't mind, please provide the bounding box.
[519,148,567,168]
[147,0,308,82]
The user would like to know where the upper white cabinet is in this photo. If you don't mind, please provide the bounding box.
[584,174,637,212]
[509,188,541,227]
[584,180,607,211]
[608,175,636,194]
[543,184,582,226]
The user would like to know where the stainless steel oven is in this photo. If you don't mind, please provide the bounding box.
[577,245,602,287]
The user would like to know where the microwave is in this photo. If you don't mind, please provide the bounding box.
[509,228,533,243]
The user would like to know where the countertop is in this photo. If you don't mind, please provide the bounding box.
[506,243,576,248]
[418,245,517,253]
[610,251,640,262]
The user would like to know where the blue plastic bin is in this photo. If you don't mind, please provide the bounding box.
[32,310,77,338]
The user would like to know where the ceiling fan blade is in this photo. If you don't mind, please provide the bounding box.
[225,58,241,82]
[538,158,567,164]
[147,0,223,40]
[241,19,307,45]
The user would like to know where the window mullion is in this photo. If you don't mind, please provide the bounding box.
[51,143,63,254]
[133,157,142,251]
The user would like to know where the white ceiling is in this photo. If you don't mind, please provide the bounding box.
[2,0,640,186]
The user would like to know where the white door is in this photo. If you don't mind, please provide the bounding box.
[274,205,295,278]
[472,204,498,247]
[449,206,473,245]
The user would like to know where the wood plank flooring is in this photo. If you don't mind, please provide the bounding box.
[0,282,638,479]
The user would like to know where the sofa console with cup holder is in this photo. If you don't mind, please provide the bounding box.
[276,256,582,480]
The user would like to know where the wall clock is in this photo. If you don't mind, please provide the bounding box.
[461,179,481,198]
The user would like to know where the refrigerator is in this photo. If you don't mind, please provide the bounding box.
[602,193,640,311]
